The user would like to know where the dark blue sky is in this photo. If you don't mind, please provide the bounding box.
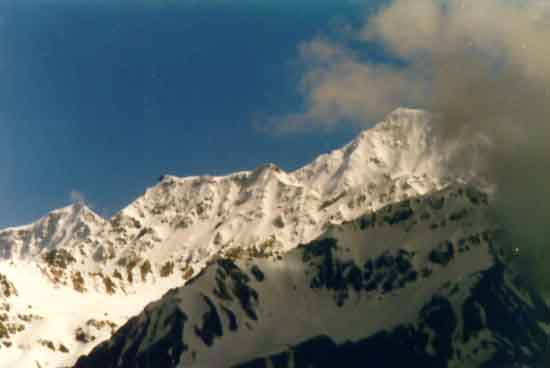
[0,0,385,227]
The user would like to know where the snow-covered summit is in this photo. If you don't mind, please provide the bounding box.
[0,202,106,260]
[293,107,440,194]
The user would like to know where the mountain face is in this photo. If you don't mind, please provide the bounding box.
[0,107,543,367]
[73,185,550,368]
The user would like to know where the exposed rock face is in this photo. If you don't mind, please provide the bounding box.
[0,274,17,299]
[74,185,549,368]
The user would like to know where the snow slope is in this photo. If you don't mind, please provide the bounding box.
[0,108,481,367]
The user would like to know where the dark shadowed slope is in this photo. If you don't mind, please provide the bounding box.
[74,185,550,368]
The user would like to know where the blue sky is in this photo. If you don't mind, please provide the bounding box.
[0,0,388,227]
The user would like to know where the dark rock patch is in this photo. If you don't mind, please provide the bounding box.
[194,295,223,346]
[359,212,377,229]
[221,305,238,332]
[420,296,457,360]
[429,241,455,266]
[427,196,445,211]
[385,205,414,225]
[250,265,265,282]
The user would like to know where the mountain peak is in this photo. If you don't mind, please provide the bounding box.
[248,163,290,184]
[255,162,283,173]
[370,107,429,132]
[54,201,88,214]
[0,107,498,368]
[292,106,440,196]
[0,202,105,261]
[383,106,430,120]
[50,202,103,224]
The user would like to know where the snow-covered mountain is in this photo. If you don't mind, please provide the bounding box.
[74,185,550,368]
[0,107,523,368]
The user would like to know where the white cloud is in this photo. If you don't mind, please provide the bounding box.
[268,0,550,134]
[267,38,428,133]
